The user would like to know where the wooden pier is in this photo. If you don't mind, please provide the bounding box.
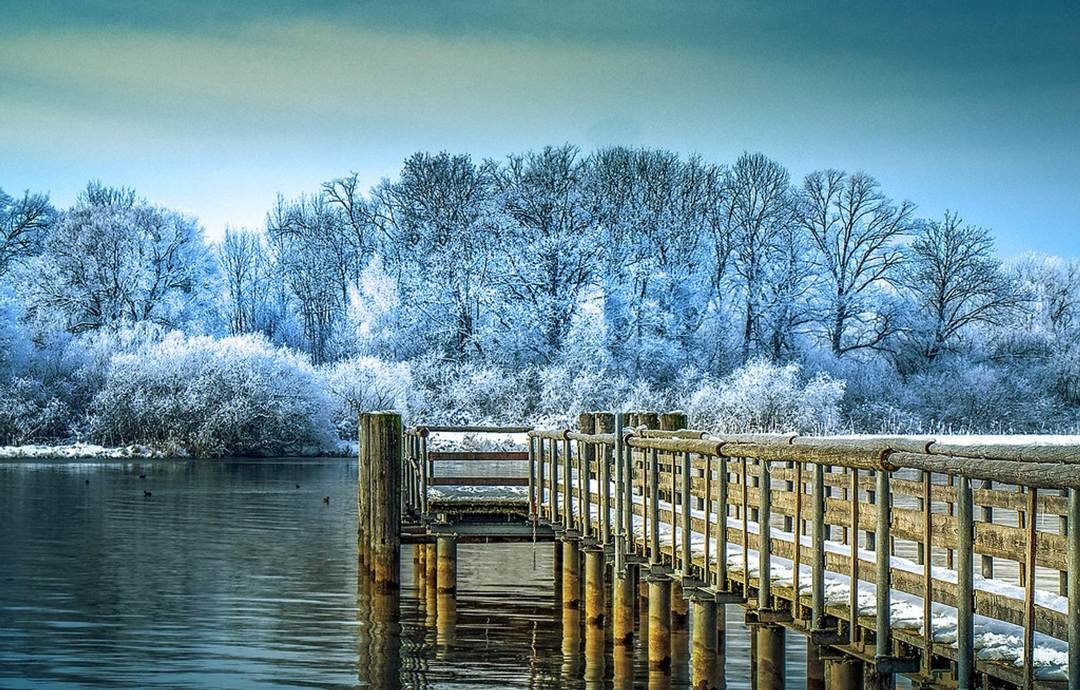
[356,411,1080,689]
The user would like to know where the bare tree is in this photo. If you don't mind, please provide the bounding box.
[723,152,794,361]
[798,170,915,356]
[902,211,1021,360]
[0,188,55,277]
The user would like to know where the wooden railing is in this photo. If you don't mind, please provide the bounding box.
[401,425,532,517]
[526,412,1080,690]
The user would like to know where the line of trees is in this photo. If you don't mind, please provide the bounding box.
[1,146,1078,454]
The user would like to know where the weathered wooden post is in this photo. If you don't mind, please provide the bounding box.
[357,412,370,570]
[805,640,825,690]
[436,535,457,594]
[825,658,862,690]
[613,411,636,650]
[660,411,690,636]
[691,598,720,690]
[1069,488,1080,686]
[755,625,785,689]
[648,576,672,672]
[596,412,615,545]
[363,412,402,592]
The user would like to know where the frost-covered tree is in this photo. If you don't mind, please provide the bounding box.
[266,194,362,363]
[723,153,795,361]
[587,148,722,380]
[370,152,495,360]
[900,212,1020,361]
[488,145,601,365]
[22,183,216,334]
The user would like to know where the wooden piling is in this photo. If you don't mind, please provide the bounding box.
[805,640,825,690]
[562,540,581,609]
[363,412,402,591]
[825,658,862,690]
[648,577,672,672]
[755,624,785,690]
[436,536,457,594]
[691,598,720,690]
[584,549,605,627]
[613,570,636,646]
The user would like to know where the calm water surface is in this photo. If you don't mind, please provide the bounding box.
[1,458,816,689]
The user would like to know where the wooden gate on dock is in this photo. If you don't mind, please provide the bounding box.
[357,410,1080,690]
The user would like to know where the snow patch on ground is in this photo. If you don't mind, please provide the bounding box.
[0,443,172,459]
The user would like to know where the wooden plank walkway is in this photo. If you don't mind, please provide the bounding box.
[377,415,1080,689]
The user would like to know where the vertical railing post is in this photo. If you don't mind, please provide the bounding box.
[681,450,692,578]
[956,475,974,689]
[848,468,860,645]
[418,431,429,518]
[717,453,729,590]
[1068,487,1080,686]
[595,412,615,546]
[552,437,560,525]
[578,412,595,539]
[811,462,826,632]
[874,469,891,665]
[562,433,573,532]
[528,433,537,521]
[614,412,626,573]
[758,458,772,610]
[648,447,660,567]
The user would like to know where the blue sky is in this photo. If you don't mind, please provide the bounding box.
[2,1,1078,257]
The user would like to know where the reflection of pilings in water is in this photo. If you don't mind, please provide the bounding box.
[423,544,438,631]
[825,658,863,690]
[671,582,690,686]
[613,568,636,647]
[647,576,672,672]
[690,599,720,690]
[613,644,634,690]
[369,588,402,689]
[562,541,581,610]
[561,602,582,680]
[356,566,401,688]
[805,640,825,690]
[436,592,457,657]
[584,549,605,685]
[755,625,785,690]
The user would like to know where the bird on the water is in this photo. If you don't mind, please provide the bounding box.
[143,490,152,497]
[322,496,330,504]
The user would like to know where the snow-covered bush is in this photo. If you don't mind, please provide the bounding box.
[411,355,535,425]
[686,358,845,434]
[322,356,419,438]
[90,332,335,456]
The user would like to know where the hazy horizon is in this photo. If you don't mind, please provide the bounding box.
[4,1,1078,257]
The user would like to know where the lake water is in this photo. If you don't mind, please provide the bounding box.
[0,458,821,689]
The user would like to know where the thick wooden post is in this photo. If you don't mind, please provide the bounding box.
[648,577,672,672]
[436,536,457,594]
[357,413,371,569]
[613,569,636,646]
[691,598,720,690]
[825,658,862,690]
[755,624,785,689]
[364,412,402,591]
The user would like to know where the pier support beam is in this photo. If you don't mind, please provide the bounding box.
[648,577,673,672]
[436,536,457,594]
[825,658,862,690]
[562,541,581,609]
[584,549,605,627]
[755,624,785,690]
[613,568,636,646]
[805,640,825,690]
[691,599,720,690]
[671,580,689,630]
[584,549,606,683]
